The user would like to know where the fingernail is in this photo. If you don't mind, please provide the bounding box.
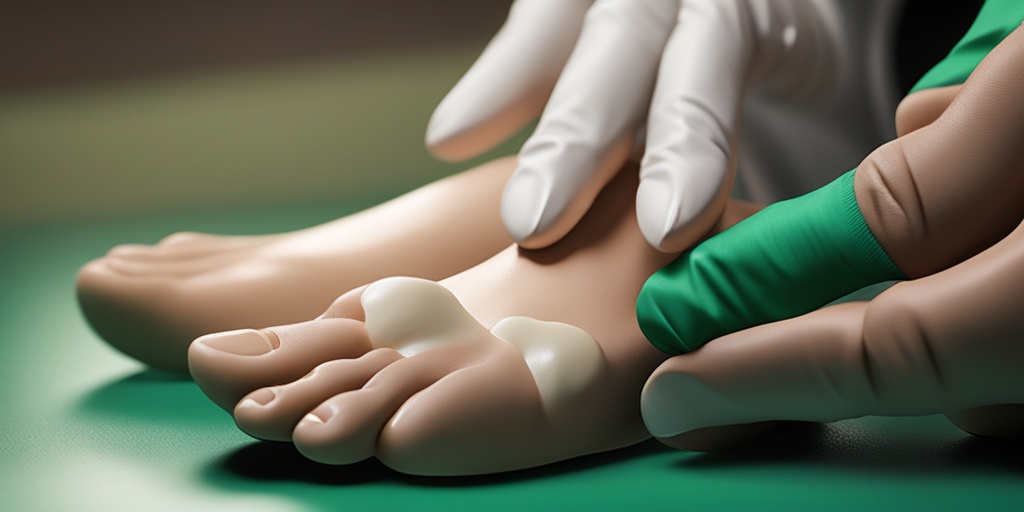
[304,404,336,424]
[194,329,278,356]
[240,388,276,407]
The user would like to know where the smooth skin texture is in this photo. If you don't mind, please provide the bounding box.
[642,25,1024,451]
[77,158,516,372]
[188,166,758,475]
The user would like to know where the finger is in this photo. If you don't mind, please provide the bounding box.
[637,24,1024,357]
[642,217,1024,450]
[638,0,842,252]
[426,0,592,161]
[856,25,1024,279]
[502,0,678,249]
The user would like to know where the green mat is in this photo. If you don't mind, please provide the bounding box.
[1,197,1021,512]
[1,42,1021,512]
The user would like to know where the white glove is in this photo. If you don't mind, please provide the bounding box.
[427,0,844,252]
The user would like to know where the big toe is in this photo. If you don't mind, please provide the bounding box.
[77,259,192,372]
[189,318,372,411]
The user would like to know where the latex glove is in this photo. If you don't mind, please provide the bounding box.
[639,22,1024,450]
[427,0,844,251]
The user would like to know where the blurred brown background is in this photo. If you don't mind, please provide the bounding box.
[0,1,515,227]
[0,0,983,227]
[0,1,510,91]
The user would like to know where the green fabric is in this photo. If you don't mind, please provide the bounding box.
[637,170,904,355]
[910,0,1024,93]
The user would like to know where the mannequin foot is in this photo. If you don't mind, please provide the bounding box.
[77,158,515,372]
[191,278,612,475]
[188,167,756,474]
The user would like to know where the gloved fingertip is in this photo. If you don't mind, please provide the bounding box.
[500,170,549,245]
[636,178,687,253]
[424,111,479,162]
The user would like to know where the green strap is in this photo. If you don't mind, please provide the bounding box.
[910,0,1024,93]
[637,170,904,355]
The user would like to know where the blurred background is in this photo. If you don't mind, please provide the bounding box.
[0,0,519,228]
[0,0,983,229]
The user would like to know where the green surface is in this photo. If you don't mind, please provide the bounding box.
[1,33,1022,512]
[1,198,1023,512]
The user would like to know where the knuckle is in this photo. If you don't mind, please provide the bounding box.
[859,287,947,411]
[856,142,926,251]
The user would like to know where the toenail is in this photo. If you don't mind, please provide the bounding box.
[194,329,278,356]
[243,388,276,407]
[305,405,336,424]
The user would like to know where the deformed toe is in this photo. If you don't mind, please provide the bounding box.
[233,349,403,441]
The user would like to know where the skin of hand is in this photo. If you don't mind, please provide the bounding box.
[426,0,845,252]
[640,25,1024,451]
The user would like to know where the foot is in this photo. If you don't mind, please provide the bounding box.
[77,158,515,372]
[188,167,755,474]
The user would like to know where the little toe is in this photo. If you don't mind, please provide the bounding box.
[189,318,373,411]
[156,231,230,248]
[292,348,469,465]
[105,244,159,259]
[105,232,271,264]
[234,349,403,441]
[103,251,245,278]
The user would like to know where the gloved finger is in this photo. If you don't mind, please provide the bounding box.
[638,0,844,252]
[426,0,592,162]
[641,216,1024,451]
[501,0,678,249]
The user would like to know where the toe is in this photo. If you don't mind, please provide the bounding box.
[156,231,227,248]
[377,349,549,475]
[291,347,470,465]
[103,251,242,277]
[105,244,157,259]
[234,349,403,441]
[77,259,192,372]
[189,318,373,411]
[105,232,270,264]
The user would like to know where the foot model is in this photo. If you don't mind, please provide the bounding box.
[188,166,755,475]
[77,158,516,372]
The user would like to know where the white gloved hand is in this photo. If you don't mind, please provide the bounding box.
[427,0,844,252]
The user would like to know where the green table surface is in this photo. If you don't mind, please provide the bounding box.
[1,195,1022,512]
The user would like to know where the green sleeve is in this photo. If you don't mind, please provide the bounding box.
[636,170,904,355]
[910,0,1024,93]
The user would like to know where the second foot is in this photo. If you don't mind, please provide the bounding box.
[77,158,516,372]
